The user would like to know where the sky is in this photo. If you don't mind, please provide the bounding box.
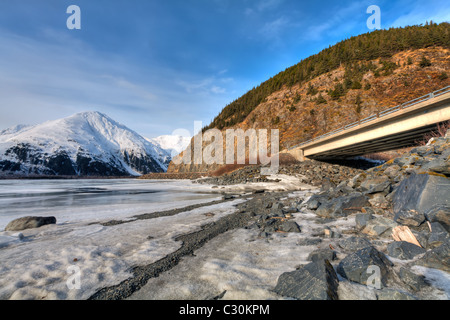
[0,0,449,138]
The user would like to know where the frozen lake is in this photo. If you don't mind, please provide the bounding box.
[0,179,220,230]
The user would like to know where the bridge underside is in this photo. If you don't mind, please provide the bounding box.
[308,123,440,159]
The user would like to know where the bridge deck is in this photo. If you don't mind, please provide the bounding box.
[287,86,450,160]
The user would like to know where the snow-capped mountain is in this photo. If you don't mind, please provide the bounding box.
[0,112,171,176]
[148,135,191,158]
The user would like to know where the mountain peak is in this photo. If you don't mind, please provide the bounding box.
[0,112,170,176]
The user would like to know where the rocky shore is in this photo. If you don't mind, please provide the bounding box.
[193,158,369,187]
[181,131,450,300]
[8,131,446,300]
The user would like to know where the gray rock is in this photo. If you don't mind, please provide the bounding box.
[306,198,320,210]
[394,209,426,227]
[339,236,373,252]
[359,176,391,195]
[415,240,450,272]
[387,241,426,260]
[316,193,370,218]
[428,222,449,249]
[393,173,450,216]
[5,216,57,231]
[398,267,428,292]
[278,220,302,233]
[307,248,337,262]
[306,194,328,210]
[297,238,322,246]
[273,260,339,300]
[362,216,398,237]
[425,206,450,232]
[421,159,450,176]
[337,246,394,288]
[376,288,418,300]
[355,213,374,230]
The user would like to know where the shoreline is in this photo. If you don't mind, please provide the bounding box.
[0,132,449,300]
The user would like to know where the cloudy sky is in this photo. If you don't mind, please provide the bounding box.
[0,0,449,138]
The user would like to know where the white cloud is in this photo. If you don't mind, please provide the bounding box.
[261,16,290,40]
[304,2,363,41]
[389,2,450,28]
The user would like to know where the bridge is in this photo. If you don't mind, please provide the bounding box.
[287,86,450,161]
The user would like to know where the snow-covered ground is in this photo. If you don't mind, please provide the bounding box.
[0,178,448,300]
[0,176,310,300]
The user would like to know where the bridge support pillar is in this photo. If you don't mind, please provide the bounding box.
[290,148,305,162]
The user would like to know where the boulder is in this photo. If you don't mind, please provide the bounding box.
[5,216,57,231]
[421,159,450,176]
[306,194,328,210]
[427,222,449,249]
[355,213,373,230]
[278,220,302,233]
[359,176,391,195]
[398,267,428,292]
[273,260,339,300]
[415,240,450,272]
[394,209,426,227]
[393,173,450,216]
[297,237,322,246]
[425,206,450,232]
[316,193,370,218]
[337,246,394,288]
[307,248,337,262]
[339,236,373,252]
[362,216,398,237]
[387,241,426,260]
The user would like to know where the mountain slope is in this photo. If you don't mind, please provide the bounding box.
[168,23,450,174]
[204,22,450,132]
[0,112,170,176]
[148,135,192,157]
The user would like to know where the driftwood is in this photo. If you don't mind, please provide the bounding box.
[391,226,423,248]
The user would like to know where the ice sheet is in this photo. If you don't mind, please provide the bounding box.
[0,194,245,300]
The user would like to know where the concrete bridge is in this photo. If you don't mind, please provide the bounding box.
[287,86,450,161]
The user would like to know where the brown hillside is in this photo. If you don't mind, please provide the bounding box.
[168,47,450,174]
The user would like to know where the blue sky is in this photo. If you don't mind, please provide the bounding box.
[0,0,449,138]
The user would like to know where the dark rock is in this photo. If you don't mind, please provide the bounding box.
[415,240,450,272]
[5,216,57,231]
[278,220,302,233]
[393,173,450,216]
[362,216,398,237]
[425,206,450,232]
[387,241,426,260]
[316,193,370,218]
[398,267,428,292]
[337,246,393,288]
[306,194,328,210]
[307,248,337,262]
[359,176,391,195]
[273,260,339,300]
[421,159,450,176]
[394,210,426,227]
[338,236,373,252]
[428,222,450,249]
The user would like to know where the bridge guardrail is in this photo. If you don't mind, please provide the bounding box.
[288,85,450,151]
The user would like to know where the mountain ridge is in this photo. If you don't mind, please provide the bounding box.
[0,111,170,176]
